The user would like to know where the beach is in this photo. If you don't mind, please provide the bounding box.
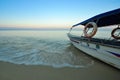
[0,30,120,80]
[1,0,120,79]
[0,61,120,80]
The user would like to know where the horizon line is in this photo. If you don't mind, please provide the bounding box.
[0,27,70,30]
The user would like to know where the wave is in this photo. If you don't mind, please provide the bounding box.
[0,36,94,68]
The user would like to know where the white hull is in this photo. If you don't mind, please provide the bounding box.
[68,34,120,69]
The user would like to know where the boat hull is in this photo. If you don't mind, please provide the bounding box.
[68,33,120,69]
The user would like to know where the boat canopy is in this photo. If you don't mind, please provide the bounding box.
[72,8,120,27]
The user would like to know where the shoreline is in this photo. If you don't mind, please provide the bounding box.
[0,61,119,80]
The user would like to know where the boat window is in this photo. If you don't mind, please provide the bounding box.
[87,43,89,47]
[96,44,100,49]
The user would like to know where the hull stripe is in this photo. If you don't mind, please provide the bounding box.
[70,39,79,43]
[107,51,120,57]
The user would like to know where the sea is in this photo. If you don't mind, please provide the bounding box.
[0,28,113,68]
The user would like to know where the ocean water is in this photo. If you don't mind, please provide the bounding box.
[0,30,95,68]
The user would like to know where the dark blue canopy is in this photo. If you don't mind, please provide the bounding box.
[73,8,120,27]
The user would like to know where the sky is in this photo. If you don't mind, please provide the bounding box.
[0,0,120,29]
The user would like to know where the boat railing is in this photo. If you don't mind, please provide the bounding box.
[68,33,120,48]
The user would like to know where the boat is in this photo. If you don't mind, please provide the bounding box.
[67,8,120,69]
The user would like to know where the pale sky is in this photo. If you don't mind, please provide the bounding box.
[0,0,120,29]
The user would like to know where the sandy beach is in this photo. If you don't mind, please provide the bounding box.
[0,61,120,80]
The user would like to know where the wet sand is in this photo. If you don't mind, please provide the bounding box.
[0,61,120,80]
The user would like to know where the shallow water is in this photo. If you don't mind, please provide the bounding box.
[0,30,94,68]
